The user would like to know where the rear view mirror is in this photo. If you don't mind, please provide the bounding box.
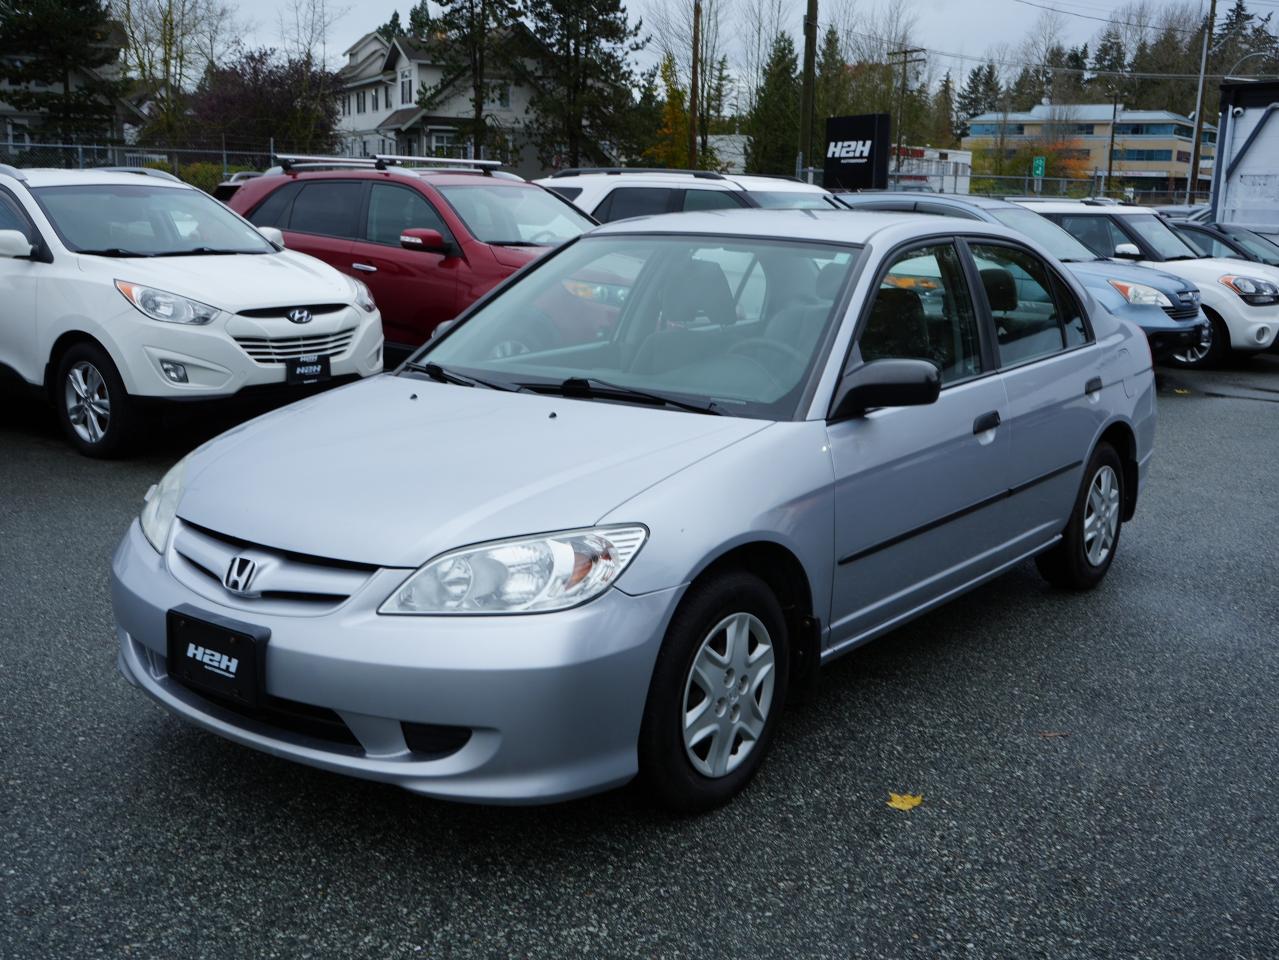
[830,358,940,420]
[401,228,451,255]
[0,229,33,259]
[258,226,285,248]
[1114,242,1141,259]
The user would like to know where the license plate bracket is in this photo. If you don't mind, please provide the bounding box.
[166,605,270,707]
[285,353,331,385]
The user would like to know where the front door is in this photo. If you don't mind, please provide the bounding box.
[353,182,461,351]
[827,241,1015,651]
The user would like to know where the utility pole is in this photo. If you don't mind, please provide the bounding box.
[799,0,818,180]
[689,0,701,169]
[890,48,926,176]
[1106,87,1120,195]
[1186,0,1217,204]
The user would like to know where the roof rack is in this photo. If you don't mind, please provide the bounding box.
[98,166,183,183]
[550,167,727,180]
[374,154,502,171]
[0,163,27,182]
[274,154,394,173]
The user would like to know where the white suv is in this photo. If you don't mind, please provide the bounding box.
[533,168,845,222]
[1016,200,1279,368]
[0,166,383,456]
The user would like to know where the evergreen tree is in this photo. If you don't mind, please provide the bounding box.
[814,25,851,146]
[618,64,663,163]
[644,53,687,167]
[744,31,798,175]
[517,0,646,168]
[418,0,519,157]
[930,71,957,148]
[408,1,433,37]
[706,56,733,133]
[377,10,405,38]
[1087,26,1128,101]
[0,0,125,142]
[956,62,1001,126]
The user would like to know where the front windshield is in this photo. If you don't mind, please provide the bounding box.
[1123,214,1201,260]
[750,191,842,210]
[436,184,593,245]
[991,207,1097,262]
[32,183,274,256]
[1225,227,1279,266]
[417,234,862,419]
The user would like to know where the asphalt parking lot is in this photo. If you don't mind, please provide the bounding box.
[2,357,1278,960]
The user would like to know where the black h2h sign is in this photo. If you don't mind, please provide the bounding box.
[823,113,891,191]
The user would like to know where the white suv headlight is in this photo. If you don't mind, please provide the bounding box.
[381,526,648,615]
[1107,279,1173,307]
[140,456,189,552]
[1219,274,1279,305]
[116,280,222,325]
[352,278,376,313]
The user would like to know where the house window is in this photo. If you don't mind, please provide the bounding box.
[342,95,349,116]
[430,129,458,156]
[357,90,366,114]
[485,83,511,109]
[371,87,378,111]
[401,70,412,104]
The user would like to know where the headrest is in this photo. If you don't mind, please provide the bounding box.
[816,261,846,300]
[980,267,1018,312]
[662,258,735,326]
[871,286,925,319]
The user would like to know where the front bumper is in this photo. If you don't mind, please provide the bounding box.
[111,521,682,803]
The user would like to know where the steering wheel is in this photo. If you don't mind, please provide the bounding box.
[728,337,805,368]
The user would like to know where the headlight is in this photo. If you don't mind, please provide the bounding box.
[380,525,648,615]
[115,280,221,325]
[1107,279,1173,307]
[1220,274,1279,305]
[352,278,376,313]
[139,456,189,552]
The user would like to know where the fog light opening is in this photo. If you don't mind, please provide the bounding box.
[1256,326,1270,344]
[160,359,189,383]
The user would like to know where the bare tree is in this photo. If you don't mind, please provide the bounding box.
[651,0,731,153]
[278,0,349,66]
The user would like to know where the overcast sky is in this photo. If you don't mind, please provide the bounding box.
[238,0,1214,83]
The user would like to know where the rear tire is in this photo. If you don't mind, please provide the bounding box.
[638,571,790,813]
[54,342,141,458]
[1035,442,1124,590]
[1169,309,1227,369]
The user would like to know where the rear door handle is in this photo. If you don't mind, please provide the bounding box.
[972,410,1001,434]
[352,263,377,273]
[1085,376,1103,395]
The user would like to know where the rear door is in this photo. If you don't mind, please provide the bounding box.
[352,182,460,349]
[826,240,1014,649]
[967,239,1106,546]
[276,179,363,272]
[0,188,42,382]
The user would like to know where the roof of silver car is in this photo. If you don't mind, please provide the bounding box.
[589,208,1018,246]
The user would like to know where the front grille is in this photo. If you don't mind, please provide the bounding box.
[234,329,356,363]
[238,303,348,319]
[1163,290,1201,321]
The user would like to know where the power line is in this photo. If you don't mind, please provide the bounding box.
[1012,0,1203,36]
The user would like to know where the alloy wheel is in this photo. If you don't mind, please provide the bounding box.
[1083,464,1121,567]
[681,612,776,778]
[1172,320,1212,365]
[65,361,111,445]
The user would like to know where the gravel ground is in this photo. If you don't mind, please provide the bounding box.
[2,357,1277,960]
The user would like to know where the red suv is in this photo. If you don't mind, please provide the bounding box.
[228,159,594,359]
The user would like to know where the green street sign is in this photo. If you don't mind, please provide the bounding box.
[1032,156,1047,178]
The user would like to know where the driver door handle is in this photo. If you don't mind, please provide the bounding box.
[972,410,1001,434]
[1085,376,1103,395]
[352,263,377,273]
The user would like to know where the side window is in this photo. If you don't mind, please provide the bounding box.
[682,189,745,212]
[1052,274,1090,347]
[0,192,33,241]
[1055,214,1131,258]
[860,243,984,384]
[247,181,302,227]
[365,184,449,245]
[594,188,673,222]
[971,243,1073,366]
[287,181,364,238]
[1177,228,1214,257]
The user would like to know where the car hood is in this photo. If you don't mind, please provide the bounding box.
[79,249,355,312]
[177,375,771,567]
[489,244,551,270]
[1067,259,1196,295]
[1139,256,1279,287]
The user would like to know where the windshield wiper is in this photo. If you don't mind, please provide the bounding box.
[526,376,723,415]
[150,247,248,257]
[76,247,153,257]
[404,360,522,392]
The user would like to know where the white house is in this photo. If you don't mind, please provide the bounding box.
[336,32,543,177]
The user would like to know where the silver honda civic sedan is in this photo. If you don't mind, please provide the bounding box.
[111,210,1156,810]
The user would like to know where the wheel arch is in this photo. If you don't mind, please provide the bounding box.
[1094,418,1140,522]
[44,330,113,398]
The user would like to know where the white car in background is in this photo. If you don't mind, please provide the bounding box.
[1017,200,1279,368]
[0,166,384,456]
[534,168,845,222]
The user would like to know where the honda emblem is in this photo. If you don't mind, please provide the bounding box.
[223,556,258,595]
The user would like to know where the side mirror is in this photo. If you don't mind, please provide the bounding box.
[1114,242,1141,259]
[401,228,452,255]
[257,226,285,248]
[830,358,941,421]
[430,318,458,340]
[0,229,33,259]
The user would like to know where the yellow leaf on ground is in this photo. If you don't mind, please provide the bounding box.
[887,792,923,811]
[1174,388,1190,395]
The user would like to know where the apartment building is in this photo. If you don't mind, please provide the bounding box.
[961,102,1216,195]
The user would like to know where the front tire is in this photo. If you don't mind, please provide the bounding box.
[1169,309,1227,369]
[54,342,141,458]
[1035,442,1124,590]
[638,571,789,813]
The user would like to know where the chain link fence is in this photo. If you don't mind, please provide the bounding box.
[0,142,277,192]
